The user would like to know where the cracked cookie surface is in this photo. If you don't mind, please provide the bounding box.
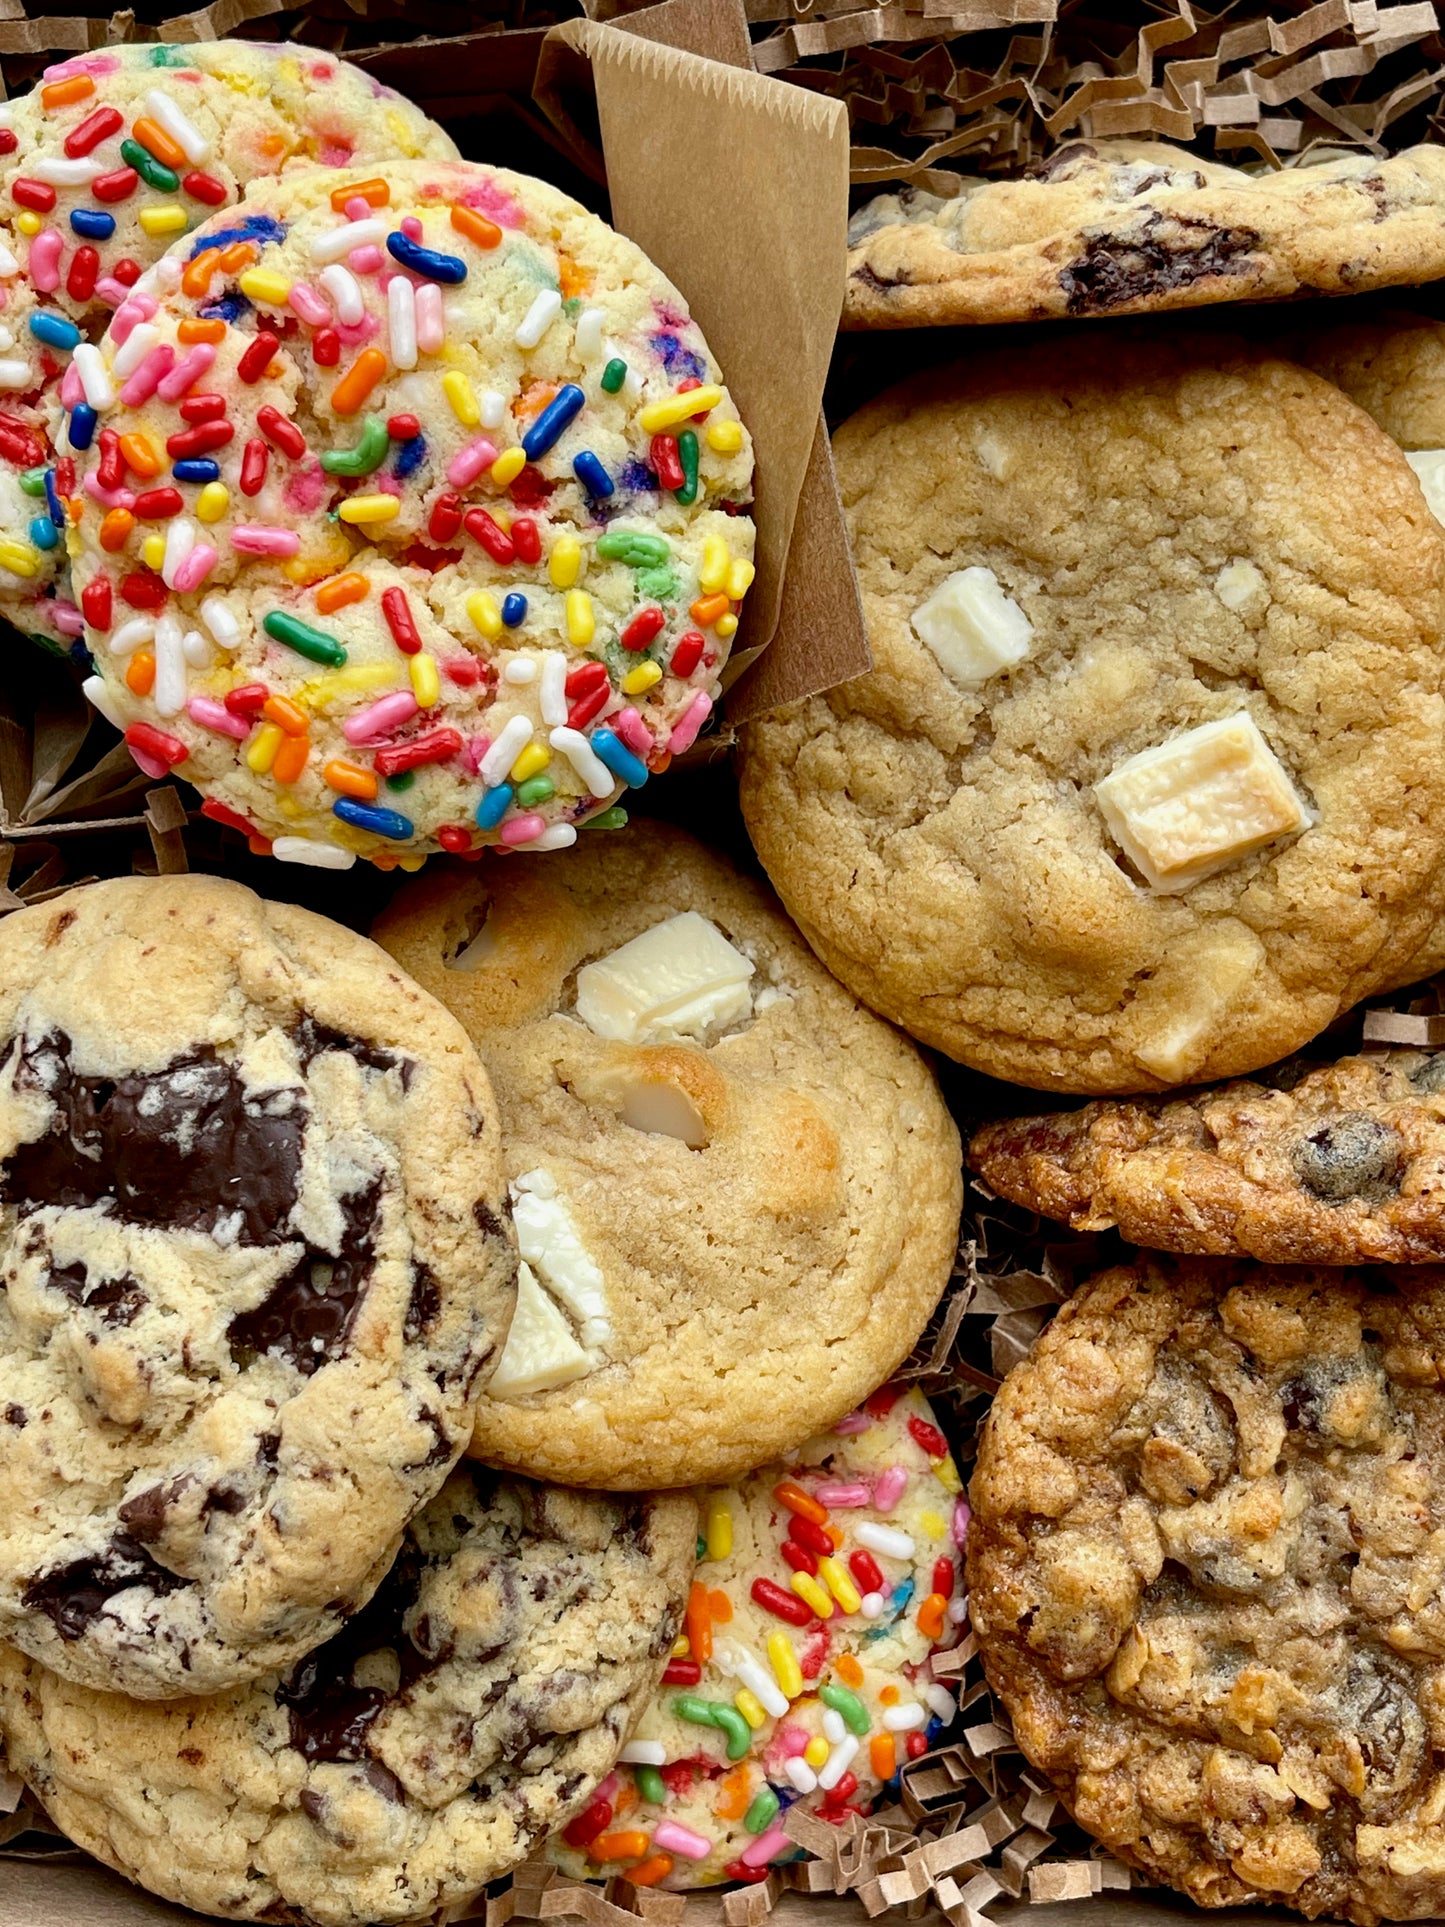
[0,873,514,1699]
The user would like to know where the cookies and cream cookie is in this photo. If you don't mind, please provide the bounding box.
[371,821,961,1488]
[845,140,1445,330]
[0,1465,696,1926]
[738,340,1445,1095]
[549,1385,965,1889]
[970,1257,1445,1925]
[68,159,754,865]
[0,874,514,1700]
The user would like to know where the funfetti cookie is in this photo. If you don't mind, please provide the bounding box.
[738,339,1445,1097]
[371,822,961,1489]
[0,874,515,1700]
[0,1465,697,1927]
[68,159,755,867]
[548,1386,965,1891]
[0,42,456,650]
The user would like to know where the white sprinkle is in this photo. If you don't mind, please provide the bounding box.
[33,158,105,187]
[730,1655,789,1720]
[527,824,577,851]
[112,322,160,380]
[539,650,567,727]
[479,713,533,787]
[816,1735,859,1791]
[548,726,613,800]
[480,389,506,430]
[0,328,14,355]
[108,617,155,658]
[152,614,186,718]
[311,217,387,265]
[318,263,364,327]
[860,1592,885,1620]
[854,1522,915,1561]
[0,359,32,390]
[414,283,444,355]
[822,1710,846,1745]
[623,366,644,404]
[199,595,239,648]
[0,106,12,130]
[273,836,356,870]
[922,1682,956,1721]
[72,344,113,409]
[387,275,417,372]
[575,306,606,360]
[81,675,123,729]
[783,1758,818,1795]
[882,1702,928,1733]
[0,243,19,279]
[502,656,537,685]
[145,88,210,163]
[160,516,196,590]
[619,1741,666,1767]
[946,1597,969,1624]
[181,629,214,669]
[514,289,561,350]
[152,256,183,293]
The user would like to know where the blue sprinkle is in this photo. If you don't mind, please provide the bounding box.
[198,293,250,324]
[522,384,585,461]
[475,784,514,830]
[173,458,220,484]
[572,450,614,498]
[619,456,654,494]
[332,797,414,841]
[385,232,467,283]
[590,729,648,790]
[501,592,527,628]
[651,332,707,381]
[393,435,426,480]
[29,311,81,351]
[187,215,285,260]
[70,208,115,241]
[29,516,58,551]
[68,402,97,451]
[889,1578,915,1613]
[43,469,63,530]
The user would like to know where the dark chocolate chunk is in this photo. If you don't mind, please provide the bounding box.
[284,1681,388,1763]
[290,1017,411,1088]
[118,1475,195,1544]
[1291,1114,1404,1203]
[1060,212,1261,316]
[404,1264,442,1344]
[43,1260,145,1326]
[21,1533,184,1640]
[228,1179,382,1375]
[1032,141,1097,181]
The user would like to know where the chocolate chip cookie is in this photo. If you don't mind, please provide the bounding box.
[846,139,1445,329]
[970,1258,1445,1924]
[0,875,514,1699]
[0,1464,696,1927]
[738,339,1445,1094]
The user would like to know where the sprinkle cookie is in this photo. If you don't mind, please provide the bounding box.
[69,160,755,866]
[0,1466,697,1926]
[371,822,961,1488]
[0,874,514,1699]
[0,42,455,648]
[548,1386,965,1890]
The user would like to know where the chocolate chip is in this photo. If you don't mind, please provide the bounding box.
[118,1475,195,1544]
[4,1404,24,1426]
[473,1197,508,1242]
[1060,213,1261,316]
[360,1761,404,1804]
[284,1682,388,1763]
[44,1260,145,1327]
[1291,1114,1404,1203]
[228,1179,382,1375]
[299,1789,328,1824]
[1032,141,1097,181]
[404,1265,441,1344]
[403,1405,453,1472]
[289,1017,409,1085]
[22,1534,184,1640]
[277,1541,434,1758]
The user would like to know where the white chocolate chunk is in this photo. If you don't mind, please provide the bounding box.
[1213,559,1268,614]
[1407,450,1445,527]
[910,567,1032,688]
[1094,712,1310,894]
[510,1170,611,1348]
[1129,922,1265,1083]
[575,912,754,1045]
[617,1078,709,1147]
[488,1262,590,1398]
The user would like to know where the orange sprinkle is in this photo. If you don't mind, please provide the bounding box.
[714,1768,750,1822]
[685,1580,713,1668]
[646,748,673,777]
[99,508,134,553]
[588,1832,650,1864]
[614,1780,639,1818]
[218,241,257,274]
[315,571,369,615]
[272,734,311,785]
[178,317,226,344]
[915,1593,947,1642]
[41,75,94,108]
[247,834,274,857]
[826,1526,844,1551]
[450,204,502,249]
[625,1856,674,1889]
[258,131,287,161]
[132,116,187,170]
[869,1735,896,1783]
[708,1589,733,1624]
[332,177,390,211]
[773,1481,829,1528]
[125,649,155,696]
[835,1654,864,1690]
[181,249,221,298]
[118,433,160,479]
[558,255,592,299]
[331,347,387,417]
[879,1685,900,1707]
[690,592,731,628]
[262,694,308,737]
[323,759,378,800]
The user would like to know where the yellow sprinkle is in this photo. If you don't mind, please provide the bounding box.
[238,268,291,306]
[246,721,283,775]
[936,1456,962,1495]
[621,660,662,697]
[767,1632,802,1700]
[410,652,440,708]
[706,419,744,456]
[640,385,723,435]
[15,212,41,238]
[467,591,502,642]
[299,663,396,705]
[0,540,38,576]
[803,1737,830,1771]
[705,1501,733,1563]
[715,613,738,641]
[791,1572,834,1621]
[195,481,229,524]
[817,1557,862,1616]
[442,370,480,427]
[396,853,427,872]
[735,1689,767,1731]
[141,534,165,573]
[490,446,526,488]
[671,1636,691,1660]
[138,204,187,237]
[727,558,755,601]
[548,533,581,590]
[699,534,730,595]
[510,741,550,785]
[920,1510,947,1540]
[565,589,594,647]
[385,108,423,158]
[338,494,400,525]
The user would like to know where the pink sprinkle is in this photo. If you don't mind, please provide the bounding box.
[444,656,486,688]
[128,743,168,780]
[172,544,217,593]
[815,1481,870,1509]
[232,526,299,557]
[446,435,498,489]
[43,52,120,78]
[460,175,527,228]
[343,195,372,222]
[283,459,326,515]
[952,1499,971,1548]
[156,345,216,402]
[118,344,173,406]
[400,214,423,240]
[668,689,713,755]
[344,691,417,745]
[50,600,84,637]
[833,1412,871,1436]
[462,734,489,774]
[318,139,353,167]
[500,812,547,846]
[652,1821,712,1862]
[94,277,132,309]
[593,1773,620,1807]
[614,706,651,756]
[414,283,444,355]
[873,1466,909,1515]
[110,293,157,345]
[83,475,135,510]
[740,1829,791,1871]
[288,283,330,327]
[348,244,383,275]
[778,1724,809,1759]
[59,361,83,410]
[29,230,63,295]
[335,312,379,347]
[187,695,249,740]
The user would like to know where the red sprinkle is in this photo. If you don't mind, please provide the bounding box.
[464,507,515,566]
[677,374,713,422]
[166,420,235,458]
[908,1417,948,1461]
[561,1801,613,1852]
[0,414,44,468]
[565,660,609,699]
[906,1733,929,1760]
[787,1516,834,1559]
[437,823,473,854]
[821,1772,859,1806]
[223,684,269,717]
[866,1384,904,1422]
[66,245,98,303]
[428,493,462,543]
[565,685,609,732]
[620,606,665,652]
[386,412,420,441]
[11,178,55,212]
[750,1577,813,1627]
[442,655,486,687]
[780,1541,817,1577]
[125,721,186,766]
[508,462,552,509]
[96,430,123,491]
[178,393,226,423]
[133,487,182,520]
[80,577,112,632]
[239,438,268,497]
[201,797,263,837]
[848,1550,885,1596]
[799,1627,830,1680]
[0,130,16,157]
[91,167,139,204]
[661,1657,702,1686]
[182,170,227,205]
[257,405,305,459]
[932,1558,955,1600]
[65,105,122,158]
[119,573,167,610]
[237,331,279,384]
[312,327,340,368]
[381,586,422,656]
[511,515,541,566]
[650,432,684,491]
[55,457,74,499]
[670,631,704,678]
[724,1863,772,1886]
[373,727,463,777]
[112,258,141,287]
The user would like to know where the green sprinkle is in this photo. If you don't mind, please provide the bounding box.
[596,528,669,566]
[121,138,179,194]
[18,468,46,498]
[676,427,699,506]
[743,1788,780,1836]
[710,1705,751,1761]
[587,806,628,831]
[696,1534,708,1560]
[600,357,627,394]
[320,415,389,478]
[636,566,678,601]
[636,1767,666,1807]
[151,43,195,63]
[674,1695,718,1729]
[385,771,415,792]
[820,1684,871,1736]
[263,610,346,667]
[516,775,554,807]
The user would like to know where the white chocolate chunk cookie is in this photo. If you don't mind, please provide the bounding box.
[372,822,962,1488]
[0,1465,696,1926]
[739,341,1445,1095]
[0,875,514,1700]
